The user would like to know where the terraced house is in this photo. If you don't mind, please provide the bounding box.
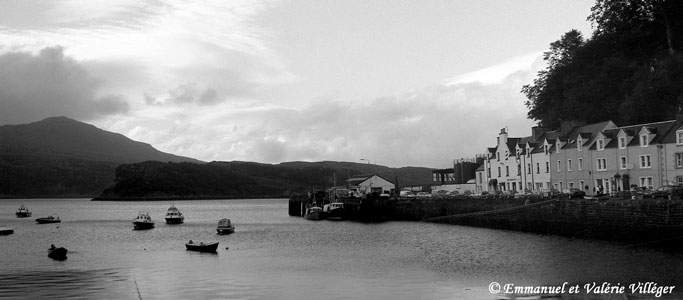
[477,114,683,195]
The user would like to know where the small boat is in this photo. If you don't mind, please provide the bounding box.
[216,218,235,234]
[36,215,61,224]
[164,205,184,224]
[16,205,32,218]
[0,227,14,235]
[132,211,155,230]
[185,240,219,253]
[323,202,345,220]
[48,244,68,261]
[303,205,326,220]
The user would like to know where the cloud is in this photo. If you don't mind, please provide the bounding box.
[97,53,542,168]
[0,47,129,124]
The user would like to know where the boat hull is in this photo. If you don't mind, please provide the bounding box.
[0,227,14,236]
[216,227,235,234]
[165,217,184,224]
[326,208,345,220]
[36,218,61,224]
[16,212,32,218]
[133,222,155,230]
[303,211,326,220]
[185,242,219,253]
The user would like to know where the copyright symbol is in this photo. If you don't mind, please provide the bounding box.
[489,282,501,294]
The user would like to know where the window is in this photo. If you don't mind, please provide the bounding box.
[497,167,501,177]
[578,158,583,170]
[577,138,582,151]
[618,136,626,149]
[678,130,683,145]
[640,176,653,189]
[676,153,683,169]
[557,160,561,172]
[504,151,509,160]
[545,162,549,173]
[544,144,549,155]
[597,139,605,151]
[640,134,649,147]
[597,158,607,171]
[556,141,561,153]
[505,166,509,177]
[497,152,500,161]
[527,163,531,174]
[536,163,540,174]
[487,167,491,177]
[579,180,585,190]
[620,156,628,169]
[568,182,574,188]
[677,176,683,186]
[640,155,651,168]
[517,165,521,176]
[567,159,572,171]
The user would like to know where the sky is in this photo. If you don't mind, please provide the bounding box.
[0,0,595,168]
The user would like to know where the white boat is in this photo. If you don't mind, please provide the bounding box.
[164,205,184,224]
[216,218,235,234]
[133,211,155,230]
[323,202,345,220]
[303,206,325,220]
[16,205,32,218]
[35,215,61,224]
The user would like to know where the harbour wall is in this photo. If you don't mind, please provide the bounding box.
[290,194,683,245]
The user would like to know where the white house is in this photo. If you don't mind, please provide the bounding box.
[345,174,395,196]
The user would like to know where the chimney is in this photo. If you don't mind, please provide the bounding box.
[499,128,508,146]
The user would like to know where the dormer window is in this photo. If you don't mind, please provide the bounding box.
[556,141,561,153]
[640,134,649,147]
[544,144,549,155]
[526,146,531,157]
[677,129,683,145]
[577,138,583,151]
[618,136,626,149]
[597,139,605,151]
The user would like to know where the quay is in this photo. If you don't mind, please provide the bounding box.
[290,192,683,247]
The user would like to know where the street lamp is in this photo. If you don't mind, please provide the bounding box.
[360,158,371,174]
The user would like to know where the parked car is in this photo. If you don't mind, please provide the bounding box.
[544,189,561,199]
[416,192,431,198]
[649,185,683,199]
[564,188,586,199]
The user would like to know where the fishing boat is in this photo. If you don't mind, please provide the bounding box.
[36,215,61,224]
[216,218,235,234]
[16,205,32,218]
[303,205,325,220]
[185,240,219,253]
[132,211,155,230]
[0,227,14,235]
[323,201,345,220]
[48,244,68,261]
[164,205,184,224]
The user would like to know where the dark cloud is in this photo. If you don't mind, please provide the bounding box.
[0,47,129,124]
[162,83,223,106]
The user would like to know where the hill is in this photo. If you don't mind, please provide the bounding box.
[0,117,201,197]
[98,160,435,199]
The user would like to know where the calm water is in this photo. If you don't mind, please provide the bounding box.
[1,198,682,300]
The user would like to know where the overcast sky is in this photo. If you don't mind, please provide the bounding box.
[0,0,594,168]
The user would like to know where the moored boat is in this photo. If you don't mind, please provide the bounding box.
[323,202,345,220]
[0,227,14,235]
[48,244,68,261]
[164,205,184,224]
[36,215,61,224]
[16,205,32,218]
[133,211,155,230]
[303,205,326,220]
[216,218,235,234]
[185,240,219,253]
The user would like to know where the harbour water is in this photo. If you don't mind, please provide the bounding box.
[1,198,682,299]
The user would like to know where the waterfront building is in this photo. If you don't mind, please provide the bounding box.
[345,174,395,196]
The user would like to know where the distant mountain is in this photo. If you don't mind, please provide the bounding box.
[0,116,201,164]
[0,117,435,198]
[0,116,201,197]
[99,160,435,199]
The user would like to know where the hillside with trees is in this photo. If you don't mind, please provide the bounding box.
[523,0,683,128]
[98,160,434,198]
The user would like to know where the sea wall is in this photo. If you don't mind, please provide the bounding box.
[423,198,683,244]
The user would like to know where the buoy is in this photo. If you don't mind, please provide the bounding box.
[225,247,229,250]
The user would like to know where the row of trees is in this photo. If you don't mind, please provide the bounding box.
[523,0,683,129]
